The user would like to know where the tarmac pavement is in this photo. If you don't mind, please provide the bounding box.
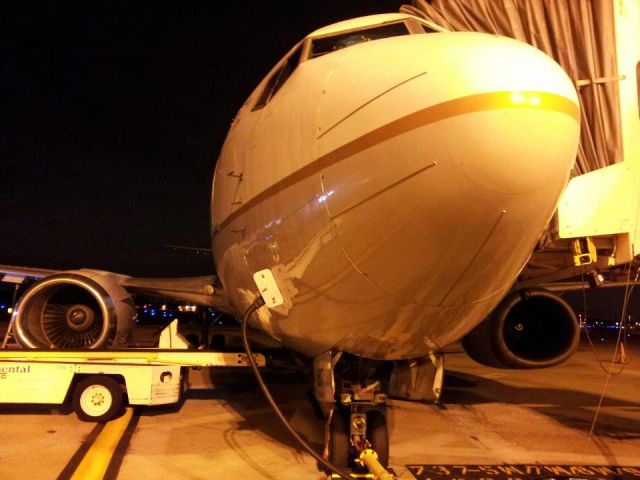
[0,340,639,480]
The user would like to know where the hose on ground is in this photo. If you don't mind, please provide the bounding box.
[241,297,353,480]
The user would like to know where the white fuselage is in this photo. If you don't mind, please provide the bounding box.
[211,14,580,360]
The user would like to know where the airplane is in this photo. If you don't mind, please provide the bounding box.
[1,11,584,469]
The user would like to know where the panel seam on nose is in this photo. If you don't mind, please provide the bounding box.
[318,71,428,139]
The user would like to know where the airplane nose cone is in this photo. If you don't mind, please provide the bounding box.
[442,89,579,195]
[434,35,580,195]
[318,31,580,309]
[318,32,580,195]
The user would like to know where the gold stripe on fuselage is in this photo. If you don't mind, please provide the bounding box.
[215,91,579,233]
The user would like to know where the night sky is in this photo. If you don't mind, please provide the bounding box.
[1,1,407,277]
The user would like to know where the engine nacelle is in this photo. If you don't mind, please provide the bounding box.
[461,289,579,369]
[13,270,136,349]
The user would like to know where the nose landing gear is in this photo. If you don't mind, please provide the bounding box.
[315,352,391,471]
[327,391,390,467]
[326,382,390,475]
[315,350,444,476]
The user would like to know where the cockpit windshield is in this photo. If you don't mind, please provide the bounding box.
[310,22,410,58]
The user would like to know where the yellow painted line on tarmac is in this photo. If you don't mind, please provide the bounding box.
[70,408,134,480]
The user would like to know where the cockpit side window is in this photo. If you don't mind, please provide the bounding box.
[310,22,410,59]
[253,45,303,110]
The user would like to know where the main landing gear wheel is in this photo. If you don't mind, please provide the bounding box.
[72,376,123,422]
[328,409,350,467]
[367,410,389,467]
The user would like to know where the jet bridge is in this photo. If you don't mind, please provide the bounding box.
[555,0,640,272]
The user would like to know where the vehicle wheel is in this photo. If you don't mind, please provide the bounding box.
[72,376,123,422]
[328,408,350,467]
[367,410,389,467]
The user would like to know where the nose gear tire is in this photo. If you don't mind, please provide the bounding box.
[329,409,350,467]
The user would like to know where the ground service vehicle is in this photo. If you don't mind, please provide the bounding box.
[0,321,265,422]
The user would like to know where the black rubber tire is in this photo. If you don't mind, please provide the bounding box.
[367,410,389,467]
[72,376,123,422]
[328,409,350,467]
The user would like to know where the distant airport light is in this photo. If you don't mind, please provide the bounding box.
[177,305,197,312]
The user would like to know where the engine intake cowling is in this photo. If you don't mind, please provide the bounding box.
[13,270,136,349]
[461,289,579,369]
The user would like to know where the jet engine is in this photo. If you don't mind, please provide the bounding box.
[461,289,579,369]
[12,270,136,349]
